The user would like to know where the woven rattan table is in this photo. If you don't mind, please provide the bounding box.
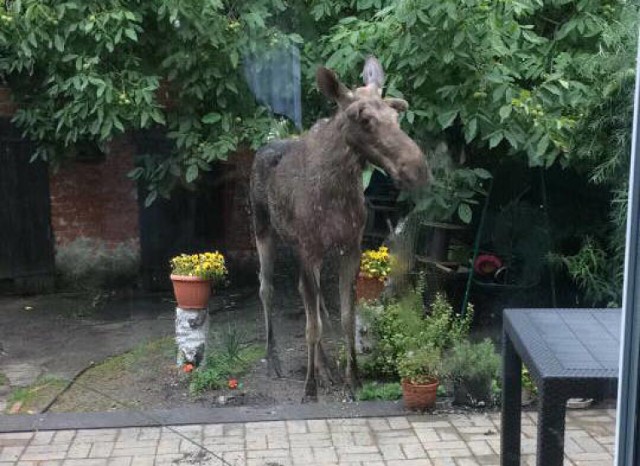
[501,308,620,466]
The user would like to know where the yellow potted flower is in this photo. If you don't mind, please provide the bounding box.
[170,252,227,309]
[357,246,391,302]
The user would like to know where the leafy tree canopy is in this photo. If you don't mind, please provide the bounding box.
[0,0,301,205]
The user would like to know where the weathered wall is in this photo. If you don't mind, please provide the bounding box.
[49,138,140,247]
[0,87,17,117]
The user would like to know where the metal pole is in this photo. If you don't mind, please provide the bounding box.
[614,30,640,466]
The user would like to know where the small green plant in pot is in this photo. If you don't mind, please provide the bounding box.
[398,346,442,411]
[445,338,500,406]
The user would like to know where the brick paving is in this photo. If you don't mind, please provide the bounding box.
[0,408,616,465]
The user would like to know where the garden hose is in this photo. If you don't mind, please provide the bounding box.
[460,178,494,316]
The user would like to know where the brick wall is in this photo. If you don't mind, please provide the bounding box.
[0,87,17,117]
[49,137,140,247]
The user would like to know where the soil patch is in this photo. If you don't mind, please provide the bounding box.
[46,283,351,412]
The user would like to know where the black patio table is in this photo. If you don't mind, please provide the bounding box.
[501,308,621,466]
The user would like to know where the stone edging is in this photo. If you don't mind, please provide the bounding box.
[0,401,409,433]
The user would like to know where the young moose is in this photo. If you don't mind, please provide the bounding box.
[250,57,430,400]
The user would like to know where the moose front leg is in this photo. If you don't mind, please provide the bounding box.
[339,249,361,397]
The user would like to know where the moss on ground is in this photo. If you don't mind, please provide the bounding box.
[6,376,68,414]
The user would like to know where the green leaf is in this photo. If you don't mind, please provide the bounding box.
[488,132,503,149]
[202,113,221,124]
[458,203,472,224]
[125,29,138,42]
[536,134,550,156]
[499,105,512,121]
[144,191,158,208]
[406,111,415,124]
[362,164,374,190]
[464,118,478,142]
[473,168,492,179]
[127,167,144,179]
[186,165,198,183]
[437,110,458,129]
[54,35,64,52]
[230,51,239,69]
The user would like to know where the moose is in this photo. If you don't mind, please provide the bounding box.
[250,56,430,401]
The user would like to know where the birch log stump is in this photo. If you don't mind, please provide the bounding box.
[175,307,209,367]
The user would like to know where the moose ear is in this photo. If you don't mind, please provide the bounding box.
[385,98,409,113]
[316,67,353,108]
[363,56,385,90]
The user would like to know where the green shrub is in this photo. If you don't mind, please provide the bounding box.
[361,278,473,379]
[397,346,442,384]
[444,339,500,405]
[55,237,139,290]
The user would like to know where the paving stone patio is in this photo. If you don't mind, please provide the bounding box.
[0,408,617,465]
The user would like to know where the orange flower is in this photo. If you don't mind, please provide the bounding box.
[183,363,194,373]
[228,378,238,389]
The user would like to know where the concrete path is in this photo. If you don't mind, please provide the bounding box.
[0,409,616,465]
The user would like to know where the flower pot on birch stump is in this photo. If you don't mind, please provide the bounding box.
[170,274,212,309]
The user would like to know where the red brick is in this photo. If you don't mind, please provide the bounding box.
[49,136,139,247]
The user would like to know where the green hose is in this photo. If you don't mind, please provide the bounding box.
[461,178,493,316]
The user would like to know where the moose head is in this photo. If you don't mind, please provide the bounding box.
[316,56,430,190]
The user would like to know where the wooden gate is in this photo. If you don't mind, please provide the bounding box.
[0,118,55,293]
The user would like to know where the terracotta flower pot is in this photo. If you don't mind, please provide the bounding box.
[170,274,212,309]
[402,378,439,411]
[356,274,385,302]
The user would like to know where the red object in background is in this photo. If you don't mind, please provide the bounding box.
[228,378,239,389]
[474,254,503,276]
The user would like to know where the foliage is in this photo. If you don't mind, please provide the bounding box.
[0,0,301,205]
[361,279,473,378]
[522,366,537,395]
[360,245,392,281]
[189,326,263,394]
[55,237,139,290]
[444,339,500,384]
[399,141,492,224]
[311,0,637,304]
[314,0,637,168]
[170,252,227,282]
[357,381,402,401]
[549,237,618,306]
[397,346,442,384]
[482,199,550,286]
[408,166,491,224]
[553,65,636,306]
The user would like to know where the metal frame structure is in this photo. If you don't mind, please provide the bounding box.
[615,33,640,466]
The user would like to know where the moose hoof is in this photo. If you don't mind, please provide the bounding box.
[267,354,283,378]
[302,394,319,403]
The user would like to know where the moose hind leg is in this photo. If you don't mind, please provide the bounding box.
[256,232,282,377]
[339,249,361,397]
[299,265,322,402]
